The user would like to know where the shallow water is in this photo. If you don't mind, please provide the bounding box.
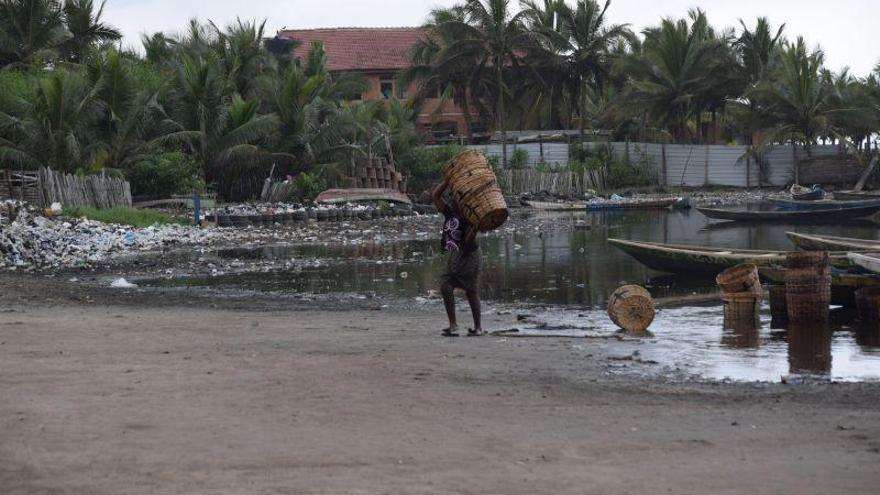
[141,209,880,382]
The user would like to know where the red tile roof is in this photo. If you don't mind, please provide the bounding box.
[277,27,425,72]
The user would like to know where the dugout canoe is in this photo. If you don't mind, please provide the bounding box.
[609,238,869,306]
[520,200,585,211]
[786,232,880,252]
[586,198,678,210]
[315,188,412,205]
[698,204,880,222]
[833,190,880,201]
[770,197,880,210]
[847,252,880,274]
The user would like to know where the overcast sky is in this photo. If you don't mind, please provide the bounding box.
[106,0,879,76]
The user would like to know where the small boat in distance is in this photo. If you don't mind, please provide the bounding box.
[698,204,880,222]
[586,198,679,210]
[847,252,880,274]
[790,184,826,201]
[834,190,880,201]
[786,232,880,251]
[770,197,880,210]
[519,199,584,211]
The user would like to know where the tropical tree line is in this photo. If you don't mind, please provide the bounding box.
[405,0,880,167]
[1,0,879,197]
[0,0,423,199]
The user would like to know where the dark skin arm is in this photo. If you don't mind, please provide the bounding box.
[432,181,452,216]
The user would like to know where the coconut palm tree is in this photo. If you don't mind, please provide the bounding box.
[732,17,786,145]
[0,69,99,171]
[0,0,68,67]
[625,10,726,143]
[526,0,632,141]
[60,0,120,63]
[432,0,535,167]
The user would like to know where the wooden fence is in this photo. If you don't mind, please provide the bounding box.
[0,168,132,208]
[496,168,607,196]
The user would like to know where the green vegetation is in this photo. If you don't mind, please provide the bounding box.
[62,207,185,227]
[1,0,878,199]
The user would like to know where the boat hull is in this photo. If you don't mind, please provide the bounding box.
[834,191,880,201]
[786,232,880,251]
[586,199,677,210]
[847,252,880,274]
[771,198,880,210]
[698,205,880,222]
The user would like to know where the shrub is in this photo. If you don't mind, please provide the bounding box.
[509,148,529,169]
[395,144,465,193]
[127,150,204,197]
[62,207,185,227]
[294,172,327,202]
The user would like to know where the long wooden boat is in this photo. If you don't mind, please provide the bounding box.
[833,190,880,201]
[609,239,849,277]
[521,200,585,211]
[608,238,872,306]
[586,198,678,210]
[770,197,880,210]
[698,205,880,222]
[786,232,880,251]
[847,252,880,274]
[315,188,411,205]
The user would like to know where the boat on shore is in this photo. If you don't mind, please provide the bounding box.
[586,198,679,210]
[833,190,880,201]
[698,204,880,222]
[848,252,880,274]
[786,232,880,251]
[770,197,880,210]
[608,238,849,278]
[520,200,585,211]
[608,238,871,306]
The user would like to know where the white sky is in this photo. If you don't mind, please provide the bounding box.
[106,0,879,76]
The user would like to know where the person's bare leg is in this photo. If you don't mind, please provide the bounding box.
[441,281,458,336]
[466,289,483,335]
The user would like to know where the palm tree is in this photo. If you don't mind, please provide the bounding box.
[0,0,68,67]
[625,10,726,143]
[433,0,534,167]
[759,37,832,183]
[60,0,120,63]
[732,17,786,145]
[212,18,268,97]
[0,69,98,171]
[527,0,632,141]
[159,52,279,192]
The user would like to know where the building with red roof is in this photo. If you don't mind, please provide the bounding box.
[275,27,476,141]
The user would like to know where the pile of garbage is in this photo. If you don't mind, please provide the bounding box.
[0,199,26,225]
[0,208,228,270]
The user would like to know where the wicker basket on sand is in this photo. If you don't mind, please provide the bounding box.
[441,150,509,232]
[608,285,656,332]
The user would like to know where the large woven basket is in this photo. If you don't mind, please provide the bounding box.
[768,284,788,321]
[607,285,655,332]
[784,252,831,322]
[722,291,761,329]
[855,287,880,322]
[716,263,761,295]
[441,150,509,232]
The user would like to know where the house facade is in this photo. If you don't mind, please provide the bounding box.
[275,27,476,142]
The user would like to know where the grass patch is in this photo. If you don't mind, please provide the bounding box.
[62,207,188,228]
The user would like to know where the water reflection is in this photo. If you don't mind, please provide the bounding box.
[140,209,880,381]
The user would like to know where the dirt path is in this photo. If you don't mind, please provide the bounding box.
[1,274,879,494]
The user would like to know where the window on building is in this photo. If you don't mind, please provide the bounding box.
[380,79,394,99]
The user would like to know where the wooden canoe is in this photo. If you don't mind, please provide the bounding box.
[586,198,677,210]
[521,200,585,211]
[847,252,880,274]
[786,232,880,251]
[609,238,871,306]
[315,188,412,205]
[833,190,880,201]
[698,205,880,222]
[770,197,880,210]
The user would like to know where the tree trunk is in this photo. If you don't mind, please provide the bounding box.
[578,82,586,146]
[711,109,718,144]
[792,140,799,185]
[497,66,507,168]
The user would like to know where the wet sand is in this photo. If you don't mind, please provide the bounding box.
[2,273,879,494]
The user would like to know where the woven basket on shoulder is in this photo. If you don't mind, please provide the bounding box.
[441,150,509,232]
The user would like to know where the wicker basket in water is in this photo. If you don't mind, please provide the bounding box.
[784,252,831,322]
[855,287,880,322]
[441,150,509,232]
[716,263,761,295]
[607,285,655,332]
[768,284,788,321]
[722,291,761,327]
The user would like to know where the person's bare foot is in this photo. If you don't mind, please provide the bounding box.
[467,328,485,337]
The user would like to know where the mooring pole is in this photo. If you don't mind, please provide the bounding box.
[193,192,201,226]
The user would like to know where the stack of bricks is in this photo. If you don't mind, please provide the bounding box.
[352,157,407,193]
